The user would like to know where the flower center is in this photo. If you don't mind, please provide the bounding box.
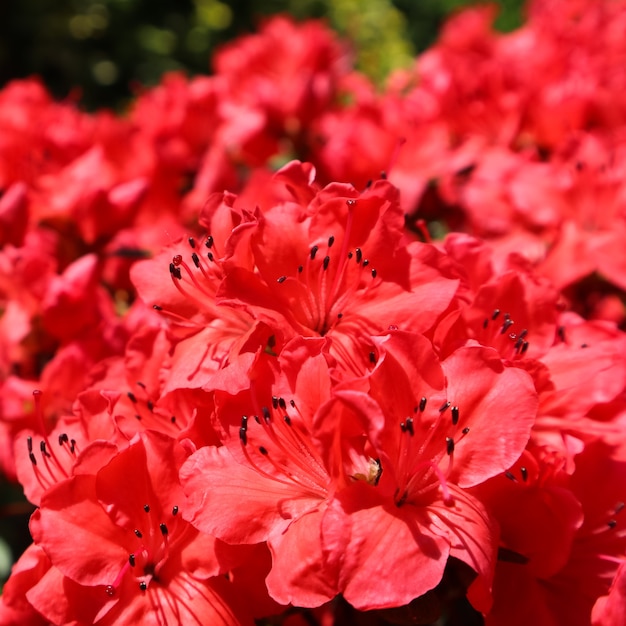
[238,393,330,498]
[274,199,380,337]
[105,503,183,596]
[478,308,530,359]
[393,396,470,508]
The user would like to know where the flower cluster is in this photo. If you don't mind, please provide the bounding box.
[1,1,626,625]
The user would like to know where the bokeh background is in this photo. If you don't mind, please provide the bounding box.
[0,0,522,593]
[0,0,523,111]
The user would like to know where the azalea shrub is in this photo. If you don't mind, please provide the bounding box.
[1,0,626,625]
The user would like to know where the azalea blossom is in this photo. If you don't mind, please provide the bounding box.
[2,0,626,623]
[13,431,255,625]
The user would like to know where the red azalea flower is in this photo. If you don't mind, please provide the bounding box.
[216,164,459,374]
[0,78,94,188]
[529,313,626,466]
[181,337,380,607]
[324,330,537,611]
[13,386,122,506]
[436,233,560,362]
[27,431,253,625]
[213,16,350,165]
[132,162,458,385]
[483,440,626,626]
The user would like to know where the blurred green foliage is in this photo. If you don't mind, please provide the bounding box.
[0,0,524,111]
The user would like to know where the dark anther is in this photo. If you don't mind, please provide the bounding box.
[284,415,292,426]
[520,467,528,482]
[205,236,214,249]
[239,427,247,446]
[40,441,50,457]
[608,519,618,530]
[135,414,142,421]
[191,252,200,268]
[127,392,137,403]
[482,318,489,329]
[188,237,196,249]
[27,436,33,453]
[297,265,303,273]
[290,400,296,408]
[439,401,451,413]
[134,529,143,538]
[207,252,214,262]
[160,523,169,536]
[492,309,500,320]
[310,245,319,260]
[405,417,414,436]
[500,319,514,334]
[272,396,279,409]
[362,259,369,268]
[278,397,287,409]
[558,326,566,342]
[365,180,372,189]
[355,248,362,264]
[505,471,516,481]
[451,406,460,425]
[581,343,589,348]
[58,433,69,446]
[400,422,406,433]
[521,341,529,354]
[139,581,147,592]
[70,439,76,454]
[347,251,353,259]
[380,170,387,179]
[369,351,376,364]
[29,452,37,465]
[254,415,261,424]
[143,504,150,513]
[519,329,528,339]
[153,305,162,311]
[462,427,470,435]
[146,400,154,412]
[337,312,343,319]
[514,338,524,352]
[129,554,136,567]
[169,263,182,280]
[419,397,427,412]
[616,502,625,514]
[259,446,268,455]
[262,406,271,422]
[328,236,335,247]
[170,416,176,424]
[323,255,330,270]
[277,275,287,283]
[446,437,455,455]
[371,269,377,278]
